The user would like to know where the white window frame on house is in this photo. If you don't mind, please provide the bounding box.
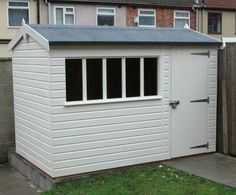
[96,7,116,26]
[174,10,190,28]
[138,9,156,27]
[64,57,161,106]
[54,6,75,25]
[7,0,30,28]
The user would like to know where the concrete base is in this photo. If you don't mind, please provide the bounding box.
[8,149,54,190]
[163,153,236,188]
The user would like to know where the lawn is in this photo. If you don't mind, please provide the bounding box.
[43,163,236,195]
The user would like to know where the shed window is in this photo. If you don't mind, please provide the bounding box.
[208,13,222,34]
[66,59,83,101]
[54,6,75,25]
[174,11,190,29]
[97,8,115,26]
[8,0,29,27]
[126,58,140,97]
[107,58,122,99]
[65,57,159,104]
[87,59,103,100]
[144,58,158,96]
[138,9,156,27]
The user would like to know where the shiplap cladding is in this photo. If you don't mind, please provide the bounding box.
[12,36,53,175]
[49,46,171,177]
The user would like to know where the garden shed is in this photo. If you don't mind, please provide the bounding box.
[9,23,221,179]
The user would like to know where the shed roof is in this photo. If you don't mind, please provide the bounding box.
[32,25,221,46]
[9,24,221,51]
[47,0,194,8]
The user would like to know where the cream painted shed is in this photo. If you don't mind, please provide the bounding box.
[9,23,221,179]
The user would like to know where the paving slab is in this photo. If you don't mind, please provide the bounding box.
[0,164,42,195]
[163,153,236,188]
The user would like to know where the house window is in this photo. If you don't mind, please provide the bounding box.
[97,8,115,26]
[138,9,156,27]
[54,7,75,25]
[8,0,29,27]
[208,13,222,34]
[174,11,190,28]
[65,57,159,103]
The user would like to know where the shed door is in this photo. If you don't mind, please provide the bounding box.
[171,49,209,158]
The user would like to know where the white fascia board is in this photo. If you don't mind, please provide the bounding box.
[8,23,49,51]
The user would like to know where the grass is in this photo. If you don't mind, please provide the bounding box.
[42,163,236,195]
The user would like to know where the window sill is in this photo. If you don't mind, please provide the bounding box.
[8,26,21,29]
[64,96,162,107]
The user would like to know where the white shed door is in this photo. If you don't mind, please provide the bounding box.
[171,49,209,158]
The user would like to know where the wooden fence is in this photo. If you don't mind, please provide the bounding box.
[217,44,236,155]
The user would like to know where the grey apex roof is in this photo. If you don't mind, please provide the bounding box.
[48,0,194,7]
[30,25,221,46]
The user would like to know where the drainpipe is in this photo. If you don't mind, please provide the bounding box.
[37,0,40,24]
[45,0,51,24]
[192,5,198,31]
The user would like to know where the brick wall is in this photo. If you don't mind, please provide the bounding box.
[126,6,196,30]
[0,58,15,163]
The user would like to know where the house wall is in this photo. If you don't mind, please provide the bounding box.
[126,7,196,29]
[198,9,236,39]
[12,36,53,175]
[48,46,171,177]
[39,3,127,26]
[0,0,38,58]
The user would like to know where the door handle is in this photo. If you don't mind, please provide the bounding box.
[169,100,180,109]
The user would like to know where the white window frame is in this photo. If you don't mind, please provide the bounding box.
[7,0,30,28]
[96,7,116,26]
[138,9,156,27]
[64,56,161,106]
[174,10,190,28]
[54,6,75,25]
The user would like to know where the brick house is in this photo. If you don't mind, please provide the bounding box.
[40,0,196,29]
[195,0,236,39]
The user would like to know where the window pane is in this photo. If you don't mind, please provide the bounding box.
[107,59,122,99]
[65,14,74,24]
[97,15,114,26]
[139,16,155,26]
[66,8,74,13]
[175,12,189,18]
[140,10,155,15]
[56,8,63,24]
[175,19,189,28]
[98,8,114,14]
[8,9,29,26]
[9,2,28,7]
[144,58,158,96]
[66,59,83,101]
[87,59,103,100]
[126,58,140,97]
[208,13,221,34]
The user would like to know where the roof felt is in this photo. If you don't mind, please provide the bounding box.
[47,0,194,7]
[30,25,221,46]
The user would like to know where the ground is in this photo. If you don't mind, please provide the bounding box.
[42,163,236,195]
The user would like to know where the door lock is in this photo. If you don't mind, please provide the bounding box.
[169,100,180,109]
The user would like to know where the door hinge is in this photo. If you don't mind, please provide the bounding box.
[191,51,210,58]
[190,142,209,149]
[190,97,209,104]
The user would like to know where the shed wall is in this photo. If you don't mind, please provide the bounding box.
[12,37,53,175]
[49,46,171,177]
